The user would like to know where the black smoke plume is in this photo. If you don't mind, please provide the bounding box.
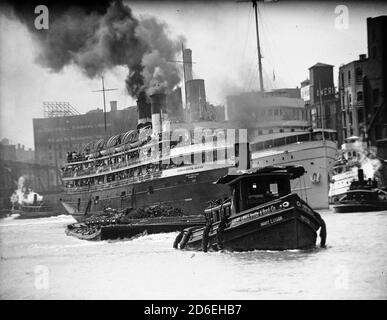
[2,0,185,97]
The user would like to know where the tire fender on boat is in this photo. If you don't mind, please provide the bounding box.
[173,230,185,249]
[319,219,327,248]
[310,172,321,184]
[179,227,196,249]
[314,211,327,248]
[202,224,212,253]
[216,218,228,250]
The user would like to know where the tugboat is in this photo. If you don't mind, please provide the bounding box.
[11,203,55,219]
[174,165,327,252]
[332,169,387,213]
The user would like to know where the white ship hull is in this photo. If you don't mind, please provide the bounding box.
[251,140,337,209]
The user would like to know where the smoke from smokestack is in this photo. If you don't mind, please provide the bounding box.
[351,141,382,180]
[10,176,43,206]
[2,0,185,98]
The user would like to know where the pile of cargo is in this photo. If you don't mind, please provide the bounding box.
[119,204,185,222]
[65,204,192,241]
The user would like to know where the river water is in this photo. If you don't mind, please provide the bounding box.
[1,210,386,300]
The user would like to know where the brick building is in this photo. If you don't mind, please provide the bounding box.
[33,101,138,186]
[338,54,368,139]
[305,63,341,143]
[338,15,387,186]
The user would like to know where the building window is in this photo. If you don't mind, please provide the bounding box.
[355,67,362,83]
[341,73,344,87]
[348,70,351,83]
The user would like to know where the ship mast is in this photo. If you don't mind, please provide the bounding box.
[238,0,265,92]
[92,76,118,135]
[253,0,265,92]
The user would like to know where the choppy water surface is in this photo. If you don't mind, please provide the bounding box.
[1,210,387,299]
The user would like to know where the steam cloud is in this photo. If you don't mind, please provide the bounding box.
[10,176,43,206]
[4,0,185,97]
[351,140,382,180]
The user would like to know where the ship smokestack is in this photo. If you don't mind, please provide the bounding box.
[358,168,364,182]
[150,92,167,134]
[183,49,193,82]
[137,91,151,128]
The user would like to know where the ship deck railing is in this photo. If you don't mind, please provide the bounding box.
[64,171,163,194]
[62,157,145,178]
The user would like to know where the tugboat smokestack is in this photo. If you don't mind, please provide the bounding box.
[150,92,167,135]
[358,168,364,182]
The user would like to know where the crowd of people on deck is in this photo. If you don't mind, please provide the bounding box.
[67,151,86,163]
[64,161,184,189]
[62,149,142,177]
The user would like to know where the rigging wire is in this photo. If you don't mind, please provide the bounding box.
[258,6,298,87]
[240,4,253,69]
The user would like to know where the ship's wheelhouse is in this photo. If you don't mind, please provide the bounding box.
[214,166,305,215]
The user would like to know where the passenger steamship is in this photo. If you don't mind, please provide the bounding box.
[60,92,247,221]
[250,127,338,209]
[226,92,338,209]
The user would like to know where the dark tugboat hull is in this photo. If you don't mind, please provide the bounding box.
[333,203,387,213]
[221,213,317,251]
[179,196,325,252]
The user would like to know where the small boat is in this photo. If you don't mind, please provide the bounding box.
[66,223,102,241]
[332,169,387,213]
[11,202,57,219]
[174,166,327,252]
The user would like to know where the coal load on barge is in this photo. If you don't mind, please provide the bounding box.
[174,166,327,252]
[66,204,205,241]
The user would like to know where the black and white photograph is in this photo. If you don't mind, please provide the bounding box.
[0,0,386,302]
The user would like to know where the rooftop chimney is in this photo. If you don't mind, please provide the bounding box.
[183,49,193,82]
